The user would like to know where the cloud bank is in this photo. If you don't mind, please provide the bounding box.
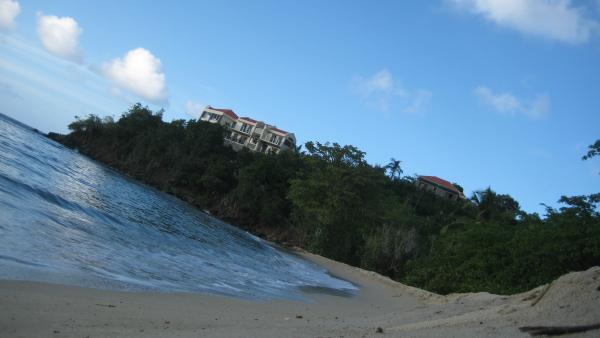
[37,14,83,63]
[474,85,549,119]
[103,48,167,102]
[448,0,599,44]
[0,0,20,30]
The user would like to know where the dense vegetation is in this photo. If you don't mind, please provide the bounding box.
[48,104,600,295]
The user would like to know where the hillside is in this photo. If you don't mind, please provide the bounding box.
[48,104,600,295]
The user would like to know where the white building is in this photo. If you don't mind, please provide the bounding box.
[199,106,297,154]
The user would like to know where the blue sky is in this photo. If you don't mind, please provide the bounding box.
[1,0,599,214]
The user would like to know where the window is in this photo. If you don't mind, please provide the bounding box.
[231,122,237,129]
[269,134,279,144]
[201,111,207,119]
[240,123,252,133]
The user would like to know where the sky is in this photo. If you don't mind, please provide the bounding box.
[0,0,599,214]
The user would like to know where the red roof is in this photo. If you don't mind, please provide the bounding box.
[208,106,238,120]
[239,117,258,124]
[271,127,290,135]
[419,176,462,195]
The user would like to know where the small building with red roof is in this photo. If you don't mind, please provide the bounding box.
[417,175,466,201]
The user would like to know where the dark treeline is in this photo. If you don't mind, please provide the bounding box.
[48,104,600,295]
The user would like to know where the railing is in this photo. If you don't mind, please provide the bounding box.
[261,135,281,146]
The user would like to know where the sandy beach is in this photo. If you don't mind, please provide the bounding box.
[1,250,599,338]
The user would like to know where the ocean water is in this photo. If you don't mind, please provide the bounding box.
[0,114,357,300]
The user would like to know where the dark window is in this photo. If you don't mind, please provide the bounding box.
[240,123,252,133]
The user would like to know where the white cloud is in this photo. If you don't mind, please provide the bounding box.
[102,48,167,102]
[0,0,20,30]
[360,69,394,94]
[474,85,550,119]
[37,14,83,63]
[528,94,550,119]
[0,34,128,133]
[448,0,599,44]
[185,100,205,118]
[403,90,433,114]
[353,69,432,114]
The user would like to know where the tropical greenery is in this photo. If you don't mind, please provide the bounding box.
[48,104,600,295]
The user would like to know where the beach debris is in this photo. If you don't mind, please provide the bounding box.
[531,282,553,307]
[53,330,60,334]
[519,323,600,336]
[95,303,116,308]
[296,315,303,319]
[522,291,539,301]
[376,327,384,333]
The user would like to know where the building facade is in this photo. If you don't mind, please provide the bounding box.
[199,106,296,154]
[417,175,466,201]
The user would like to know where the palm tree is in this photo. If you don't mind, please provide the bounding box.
[385,158,403,180]
[471,187,520,221]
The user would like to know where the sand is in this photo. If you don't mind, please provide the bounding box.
[1,250,599,338]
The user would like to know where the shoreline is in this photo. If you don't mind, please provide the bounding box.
[2,250,599,337]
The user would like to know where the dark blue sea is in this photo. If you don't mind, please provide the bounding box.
[0,113,356,300]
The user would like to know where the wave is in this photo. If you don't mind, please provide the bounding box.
[0,114,357,300]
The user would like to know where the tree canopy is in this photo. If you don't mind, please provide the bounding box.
[49,104,600,295]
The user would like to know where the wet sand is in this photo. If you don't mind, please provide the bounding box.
[1,250,599,337]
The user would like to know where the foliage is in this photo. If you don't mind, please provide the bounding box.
[582,139,600,160]
[385,158,403,180]
[49,104,600,296]
[288,142,387,263]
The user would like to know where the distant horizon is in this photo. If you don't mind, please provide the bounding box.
[1,0,599,214]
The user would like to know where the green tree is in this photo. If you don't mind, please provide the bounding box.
[289,142,386,263]
[385,158,403,180]
[471,187,520,221]
[582,139,600,160]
